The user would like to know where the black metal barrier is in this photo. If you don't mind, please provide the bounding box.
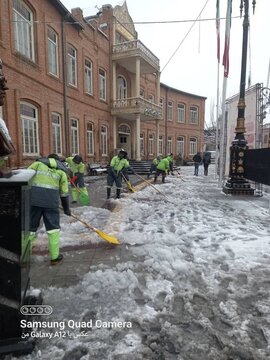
[0,170,36,356]
[244,148,270,185]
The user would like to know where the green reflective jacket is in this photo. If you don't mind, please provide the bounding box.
[65,157,85,175]
[156,158,170,171]
[110,155,129,174]
[28,158,69,208]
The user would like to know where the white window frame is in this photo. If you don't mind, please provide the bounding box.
[71,118,79,155]
[190,106,199,124]
[140,133,144,156]
[158,135,164,155]
[87,122,94,155]
[177,103,185,123]
[101,125,108,156]
[47,27,59,77]
[160,98,164,117]
[13,0,35,61]
[99,68,106,101]
[84,58,93,95]
[167,101,173,121]
[148,134,154,156]
[148,94,154,103]
[67,45,77,87]
[117,75,127,99]
[167,136,173,154]
[189,137,197,155]
[52,112,62,155]
[177,136,184,157]
[21,102,39,155]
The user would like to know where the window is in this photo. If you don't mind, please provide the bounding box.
[71,118,79,154]
[189,137,197,155]
[99,68,106,100]
[52,113,62,154]
[67,45,77,87]
[140,133,144,155]
[190,106,198,124]
[13,0,34,61]
[47,27,58,76]
[87,122,94,155]
[160,98,164,117]
[101,126,108,156]
[21,102,39,155]
[84,59,93,95]
[117,76,127,99]
[177,103,185,123]
[148,134,154,155]
[167,136,172,154]
[177,136,184,157]
[167,101,173,121]
[158,135,163,155]
[148,94,154,103]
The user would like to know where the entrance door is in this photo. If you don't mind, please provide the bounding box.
[118,124,131,157]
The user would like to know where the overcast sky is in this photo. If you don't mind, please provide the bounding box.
[61,0,270,126]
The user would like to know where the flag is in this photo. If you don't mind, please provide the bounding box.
[222,0,232,77]
[216,0,220,62]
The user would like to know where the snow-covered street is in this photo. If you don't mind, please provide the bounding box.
[9,166,270,360]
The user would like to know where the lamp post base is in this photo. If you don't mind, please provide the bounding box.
[223,178,255,195]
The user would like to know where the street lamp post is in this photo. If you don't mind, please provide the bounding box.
[223,0,256,195]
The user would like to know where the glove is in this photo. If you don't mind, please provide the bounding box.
[70,175,78,184]
[61,196,71,216]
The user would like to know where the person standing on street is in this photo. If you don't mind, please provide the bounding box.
[147,155,161,179]
[107,149,135,199]
[65,155,88,204]
[202,152,211,176]
[165,153,174,175]
[28,154,71,265]
[154,157,170,183]
[193,152,202,176]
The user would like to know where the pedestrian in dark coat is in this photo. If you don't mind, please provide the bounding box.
[193,152,202,176]
[202,152,211,176]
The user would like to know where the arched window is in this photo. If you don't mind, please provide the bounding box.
[47,27,59,76]
[177,136,184,157]
[85,58,93,95]
[189,137,197,155]
[13,0,35,61]
[101,125,108,156]
[87,122,94,155]
[190,106,199,124]
[158,135,164,155]
[177,103,185,123]
[117,76,127,99]
[118,124,131,134]
[67,44,77,87]
[51,113,62,154]
[71,118,79,154]
[21,101,39,155]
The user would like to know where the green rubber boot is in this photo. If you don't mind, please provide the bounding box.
[47,229,60,261]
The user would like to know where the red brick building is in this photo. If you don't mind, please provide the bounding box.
[0,0,206,168]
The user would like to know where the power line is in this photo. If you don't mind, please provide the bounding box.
[0,15,240,26]
[161,0,211,73]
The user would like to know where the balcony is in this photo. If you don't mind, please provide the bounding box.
[111,97,163,121]
[112,40,160,74]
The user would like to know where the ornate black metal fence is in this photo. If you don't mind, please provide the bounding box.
[244,148,270,185]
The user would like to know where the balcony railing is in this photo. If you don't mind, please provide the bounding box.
[112,40,159,69]
[111,97,163,119]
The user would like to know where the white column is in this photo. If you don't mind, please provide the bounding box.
[135,58,140,97]
[156,119,159,156]
[112,61,116,101]
[136,115,141,160]
[113,116,117,150]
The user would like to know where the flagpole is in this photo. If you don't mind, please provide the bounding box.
[218,76,228,187]
[215,62,220,180]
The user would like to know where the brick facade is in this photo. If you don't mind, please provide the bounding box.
[0,0,206,168]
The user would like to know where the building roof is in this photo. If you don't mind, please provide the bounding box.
[160,82,207,100]
[48,0,83,30]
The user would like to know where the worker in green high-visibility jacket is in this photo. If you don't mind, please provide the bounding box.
[65,155,89,204]
[28,153,71,265]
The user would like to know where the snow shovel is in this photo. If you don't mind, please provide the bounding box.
[134,173,171,201]
[69,176,90,205]
[70,213,120,245]
[121,172,135,193]
[175,169,185,182]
